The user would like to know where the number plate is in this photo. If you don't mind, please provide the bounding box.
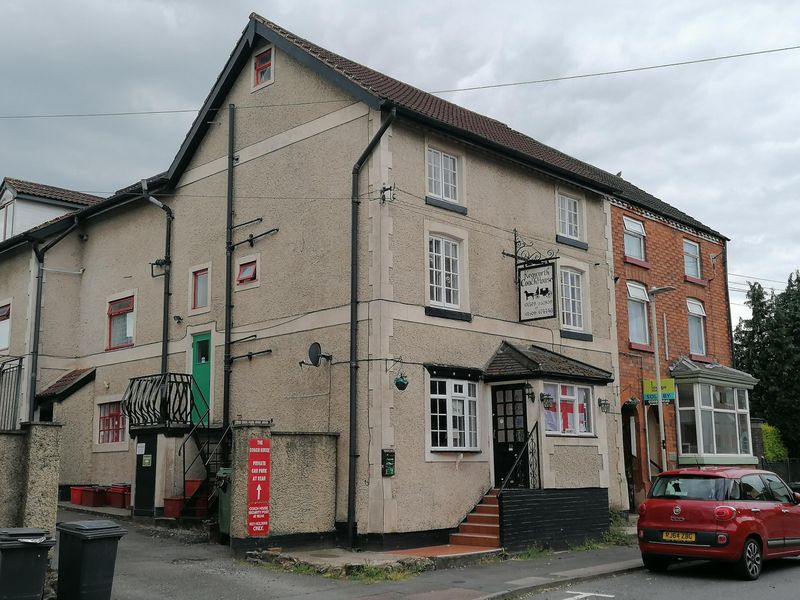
[662,531,696,542]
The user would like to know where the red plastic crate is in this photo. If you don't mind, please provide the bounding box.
[70,486,87,505]
[106,490,127,509]
[163,497,184,519]
[80,487,107,507]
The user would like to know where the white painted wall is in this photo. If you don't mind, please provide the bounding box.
[10,199,71,237]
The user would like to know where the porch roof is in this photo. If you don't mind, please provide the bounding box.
[36,368,96,405]
[484,341,613,384]
[670,356,758,388]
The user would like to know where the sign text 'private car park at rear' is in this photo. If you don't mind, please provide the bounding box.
[247,437,271,536]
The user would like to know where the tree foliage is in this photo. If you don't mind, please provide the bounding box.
[734,272,800,456]
[761,423,788,462]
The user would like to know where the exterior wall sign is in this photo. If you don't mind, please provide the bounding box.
[519,263,556,321]
[643,378,676,404]
[247,437,271,536]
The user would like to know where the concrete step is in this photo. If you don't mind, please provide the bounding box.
[449,532,500,547]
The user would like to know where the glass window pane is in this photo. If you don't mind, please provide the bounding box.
[700,385,712,407]
[714,412,738,454]
[677,384,695,408]
[628,299,648,344]
[714,386,735,410]
[736,389,748,411]
[701,410,714,453]
[624,232,644,259]
[689,315,705,354]
[578,387,591,433]
[679,410,698,453]
[738,413,751,454]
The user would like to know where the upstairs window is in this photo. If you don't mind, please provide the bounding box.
[427,148,458,203]
[253,47,274,89]
[626,282,649,345]
[559,268,584,330]
[557,194,581,240]
[428,235,460,309]
[429,379,478,450]
[107,297,134,350]
[623,217,646,260]
[687,299,707,355]
[684,240,701,278]
[0,304,9,350]
[237,261,257,285]
[192,268,209,309]
[98,401,126,444]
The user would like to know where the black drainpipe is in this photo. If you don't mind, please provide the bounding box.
[28,217,80,421]
[347,106,396,548]
[142,181,174,426]
[223,104,236,441]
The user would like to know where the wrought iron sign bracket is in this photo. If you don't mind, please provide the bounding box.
[501,229,559,283]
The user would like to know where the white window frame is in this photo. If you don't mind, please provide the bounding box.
[188,262,212,316]
[542,382,594,436]
[428,378,479,451]
[428,234,461,309]
[426,147,459,204]
[559,268,584,331]
[623,216,646,260]
[105,289,137,352]
[0,298,10,352]
[683,239,701,278]
[557,193,582,241]
[626,282,650,345]
[687,298,707,355]
[251,45,275,91]
[677,384,752,457]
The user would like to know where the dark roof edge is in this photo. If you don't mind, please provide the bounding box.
[523,343,614,381]
[36,368,96,405]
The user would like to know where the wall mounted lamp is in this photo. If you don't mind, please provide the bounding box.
[539,392,554,409]
[524,383,534,402]
[597,397,611,413]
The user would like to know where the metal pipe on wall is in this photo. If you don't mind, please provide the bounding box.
[223,103,236,438]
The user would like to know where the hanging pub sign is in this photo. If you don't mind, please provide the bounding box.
[518,263,556,322]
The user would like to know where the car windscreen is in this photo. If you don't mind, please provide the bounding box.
[649,475,727,500]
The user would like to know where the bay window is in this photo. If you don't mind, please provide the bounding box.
[677,383,751,456]
[429,379,478,450]
[543,382,593,435]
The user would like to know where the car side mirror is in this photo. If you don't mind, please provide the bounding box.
[794,492,800,504]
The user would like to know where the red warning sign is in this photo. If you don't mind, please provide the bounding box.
[247,437,271,536]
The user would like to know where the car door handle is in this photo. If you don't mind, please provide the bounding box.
[783,509,791,514]
[751,508,761,513]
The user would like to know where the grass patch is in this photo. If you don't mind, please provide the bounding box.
[513,545,553,561]
[569,538,603,552]
[346,563,419,583]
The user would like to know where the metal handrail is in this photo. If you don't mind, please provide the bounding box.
[497,422,540,497]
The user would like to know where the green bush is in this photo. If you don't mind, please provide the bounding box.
[763,423,789,461]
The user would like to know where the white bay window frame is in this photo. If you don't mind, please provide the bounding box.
[542,382,593,436]
[677,383,752,458]
[429,379,478,451]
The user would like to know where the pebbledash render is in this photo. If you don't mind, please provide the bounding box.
[611,200,758,507]
[0,13,753,548]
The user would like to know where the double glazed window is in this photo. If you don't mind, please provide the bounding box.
[253,47,273,88]
[427,148,458,203]
[677,383,751,456]
[687,299,706,355]
[627,282,649,345]
[98,401,126,445]
[107,297,134,350]
[557,194,581,240]
[428,235,460,309]
[560,269,583,330]
[623,217,646,260]
[684,240,701,278]
[430,379,478,450]
[0,304,9,350]
[543,383,592,435]
[237,261,257,285]
[192,268,209,309]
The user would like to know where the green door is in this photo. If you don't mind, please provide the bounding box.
[191,332,211,426]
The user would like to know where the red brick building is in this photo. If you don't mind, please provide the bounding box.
[610,196,758,506]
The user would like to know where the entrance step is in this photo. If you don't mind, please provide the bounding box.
[450,532,501,546]
[449,489,501,548]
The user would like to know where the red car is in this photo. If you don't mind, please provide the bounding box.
[638,467,800,580]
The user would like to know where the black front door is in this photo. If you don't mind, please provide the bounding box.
[492,385,529,488]
[133,433,158,516]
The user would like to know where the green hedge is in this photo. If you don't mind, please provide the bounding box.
[762,423,789,462]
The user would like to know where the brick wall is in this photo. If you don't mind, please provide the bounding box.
[611,203,732,503]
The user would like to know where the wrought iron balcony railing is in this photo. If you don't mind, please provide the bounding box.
[121,372,207,430]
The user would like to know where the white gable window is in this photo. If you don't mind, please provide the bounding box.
[627,282,649,345]
[252,46,274,90]
[560,268,583,330]
[428,235,460,309]
[557,193,581,240]
[684,240,701,278]
[623,217,646,261]
[687,299,707,355]
[430,379,478,450]
[427,148,458,203]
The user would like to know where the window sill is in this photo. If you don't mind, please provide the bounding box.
[678,454,758,466]
[425,196,467,215]
[425,306,472,322]
[624,256,651,269]
[544,432,597,439]
[690,353,714,363]
[560,329,593,342]
[106,343,134,352]
[93,441,129,453]
[628,342,654,353]
[430,448,482,454]
[685,275,708,287]
[556,234,589,251]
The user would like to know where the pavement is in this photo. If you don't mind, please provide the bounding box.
[55,508,644,600]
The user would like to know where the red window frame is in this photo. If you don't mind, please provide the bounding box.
[192,268,209,309]
[237,261,257,284]
[98,402,126,444]
[0,303,9,350]
[107,296,134,350]
[254,48,273,86]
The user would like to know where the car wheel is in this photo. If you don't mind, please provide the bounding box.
[738,537,762,581]
[641,553,670,573]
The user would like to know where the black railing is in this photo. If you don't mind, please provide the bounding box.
[498,422,541,496]
[120,372,196,429]
[0,356,23,430]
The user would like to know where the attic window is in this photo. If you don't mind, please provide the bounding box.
[237,261,257,284]
[253,47,274,90]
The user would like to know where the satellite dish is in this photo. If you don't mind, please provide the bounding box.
[308,342,322,367]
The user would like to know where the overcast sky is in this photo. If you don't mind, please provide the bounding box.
[2,1,798,325]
